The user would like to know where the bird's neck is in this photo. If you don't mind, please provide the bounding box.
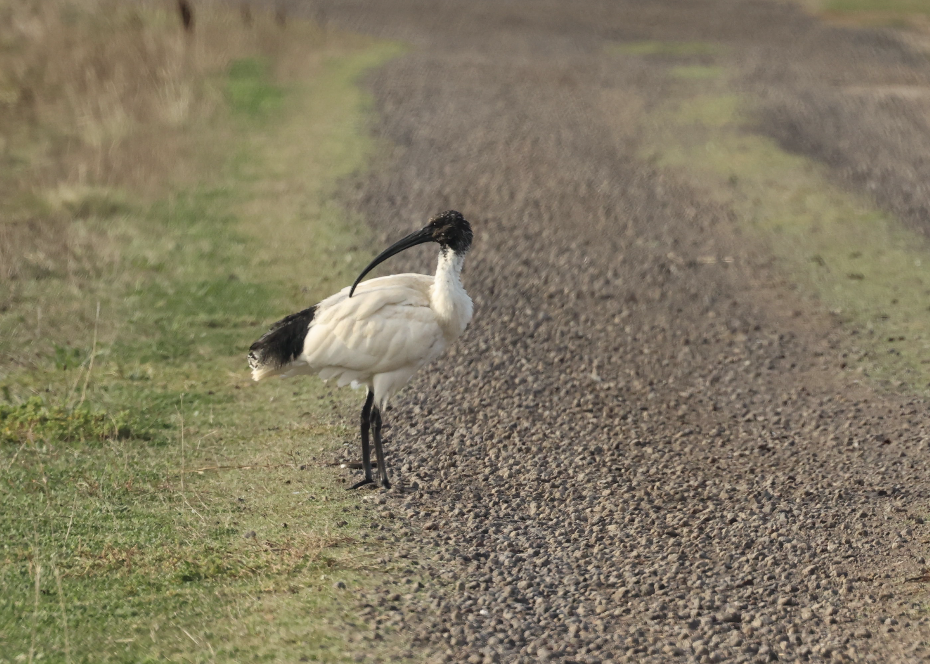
[430,249,473,340]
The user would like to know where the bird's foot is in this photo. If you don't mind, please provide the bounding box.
[379,478,391,490]
[347,478,375,490]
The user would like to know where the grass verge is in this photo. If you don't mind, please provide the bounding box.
[605,41,725,57]
[608,42,930,395]
[795,0,930,30]
[0,2,411,662]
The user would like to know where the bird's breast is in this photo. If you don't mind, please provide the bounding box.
[430,285,473,342]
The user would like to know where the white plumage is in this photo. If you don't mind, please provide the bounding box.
[248,211,474,489]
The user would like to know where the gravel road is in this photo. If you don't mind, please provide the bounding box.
[316,1,930,661]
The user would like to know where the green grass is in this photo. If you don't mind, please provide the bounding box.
[824,0,930,14]
[0,27,411,664]
[226,58,286,117]
[607,41,727,82]
[798,0,930,29]
[607,40,725,57]
[670,94,741,127]
[641,71,930,394]
[669,65,724,80]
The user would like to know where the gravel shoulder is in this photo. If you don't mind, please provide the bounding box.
[316,1,930,662]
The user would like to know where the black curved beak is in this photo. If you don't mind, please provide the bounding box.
[350,227,434,297]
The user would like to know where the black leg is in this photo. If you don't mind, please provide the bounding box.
[348,390,375,490]
[372,405,390,489]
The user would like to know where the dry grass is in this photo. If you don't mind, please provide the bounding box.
[67,530,349,580]
[0,0,323,283]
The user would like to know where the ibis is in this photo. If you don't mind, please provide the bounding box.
[248,210,474,489]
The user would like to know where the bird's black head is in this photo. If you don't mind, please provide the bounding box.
[424,210,473,254]
[349,210,474,297]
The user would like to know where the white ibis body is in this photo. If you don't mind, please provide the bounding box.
[248,211,474,489]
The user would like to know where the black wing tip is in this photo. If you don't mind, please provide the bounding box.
[249,305,317,371]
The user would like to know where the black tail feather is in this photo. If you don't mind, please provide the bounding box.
[248,306,316,377]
